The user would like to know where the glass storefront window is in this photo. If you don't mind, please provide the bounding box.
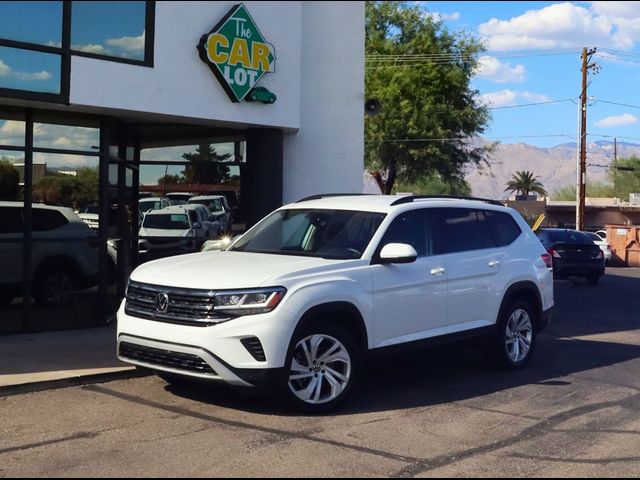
[0,150,24,201]
[0,46,61,94]
[0,115,26,147]
[140,143,241,163]
[71,1,147,62]
[33,122,100,152]
[0,1,63,47]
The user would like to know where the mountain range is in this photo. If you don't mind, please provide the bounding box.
[465,140,640,199]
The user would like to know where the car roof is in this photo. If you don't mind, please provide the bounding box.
[286,194,509,214]
[189,195,224,201]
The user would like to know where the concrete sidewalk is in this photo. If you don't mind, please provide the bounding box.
[0,323,144,395]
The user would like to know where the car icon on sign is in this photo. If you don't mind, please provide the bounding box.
[246,86,277,104]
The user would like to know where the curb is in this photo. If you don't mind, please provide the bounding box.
[0,368,151,397]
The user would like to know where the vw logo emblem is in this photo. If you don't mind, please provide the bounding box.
[155,293,170,313]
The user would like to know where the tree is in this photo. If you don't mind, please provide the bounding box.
[394,172,471,196]
[552,182,614,201]
[0,159,20,200]
[158,174,184,186]
[505,171,548,197]
[609,156,640,201]
[181,144,232,185]
[365,1,491,194]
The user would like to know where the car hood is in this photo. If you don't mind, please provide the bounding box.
[129,250,357,290]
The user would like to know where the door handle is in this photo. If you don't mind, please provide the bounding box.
[430,267,446,276]
[488,260,501,268]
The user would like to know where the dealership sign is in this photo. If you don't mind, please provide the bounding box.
[197,4,276,102]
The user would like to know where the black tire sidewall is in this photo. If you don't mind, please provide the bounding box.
[496,300,537,370]
[34,268,76,307]
[280,322,361,413]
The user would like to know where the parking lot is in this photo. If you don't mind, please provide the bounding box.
[1,268,640,477]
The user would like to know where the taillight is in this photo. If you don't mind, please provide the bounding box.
[541,253,553,269]
[547,248,561,259]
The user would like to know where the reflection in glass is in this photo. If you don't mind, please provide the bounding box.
[140,143,239,163]
[31,154,99,212]
[0,118,25,146]
[0,150,24,201]
[34,122,100,151]
[0,46,61,94]
[71,1,147,61]
[0,1,63,46]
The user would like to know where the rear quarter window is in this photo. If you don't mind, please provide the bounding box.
[483,210,522,246]
[32,209,69,231]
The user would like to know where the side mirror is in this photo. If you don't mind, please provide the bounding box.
[193,222,203,230]
[378,243,418,264]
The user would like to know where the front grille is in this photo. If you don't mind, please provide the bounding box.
[119,342,217,376]
[125,281,230,326]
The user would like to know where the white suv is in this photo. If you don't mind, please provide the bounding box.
[118,195,554,412]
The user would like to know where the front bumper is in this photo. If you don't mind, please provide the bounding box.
[116,301,296,388]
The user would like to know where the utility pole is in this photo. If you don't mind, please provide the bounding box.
[614,137,617,162]
[576,47,598,231]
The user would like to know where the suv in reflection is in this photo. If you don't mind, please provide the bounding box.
[118,195,554,412]
[0,202,102,307]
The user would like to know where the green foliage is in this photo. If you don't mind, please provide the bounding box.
[505,171,547,197]
[32,167,99,207]
[158,174,184,186]
[393,172,471,195]
[609,156,640,200]
[365,1,491,194]
[182,144,232,184]
[551,182,615,201]
[0,159,20,200]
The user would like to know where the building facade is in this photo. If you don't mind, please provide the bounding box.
[0,1,365,333]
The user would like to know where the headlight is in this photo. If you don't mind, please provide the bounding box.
[214,287,286,316]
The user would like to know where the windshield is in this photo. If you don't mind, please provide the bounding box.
[139,200,163,211]
[547,230,593,244]
[230,209,386,259]
[143,213,190,230]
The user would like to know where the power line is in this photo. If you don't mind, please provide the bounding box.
[366,134,576,144]
[595,99,640,110]
[489,99,576,109]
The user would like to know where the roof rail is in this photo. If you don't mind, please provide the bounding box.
[390,195,505,207]
[295,193,372,203]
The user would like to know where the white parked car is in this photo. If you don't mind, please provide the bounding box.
[585,231,612,265]
[165,192,193,206]
[139,197,170,214]
[138,204,219,254]
[77,205,100,230]
[0,202,106,307]
[188,195,232,234]
[118,195,554,412]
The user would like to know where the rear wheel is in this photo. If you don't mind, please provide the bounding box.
[494,300,537,370]
[281,323,361,413]
[34,268,76,307]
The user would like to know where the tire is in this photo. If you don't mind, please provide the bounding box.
[493,300,537,370]
[587,275,600,286]
[280,323,361,413]
[33,268,76,307]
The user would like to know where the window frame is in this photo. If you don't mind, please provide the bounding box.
[0,1,155,104]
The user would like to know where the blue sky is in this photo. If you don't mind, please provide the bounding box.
[420,1,640,147]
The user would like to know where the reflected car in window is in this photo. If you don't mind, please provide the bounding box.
[0,201,108,307]
[188,195,231,234]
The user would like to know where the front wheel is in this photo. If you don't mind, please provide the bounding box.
[494,301,537,370]
[281,324,361,413]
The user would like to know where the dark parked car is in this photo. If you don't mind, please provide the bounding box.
[536,228,605,285]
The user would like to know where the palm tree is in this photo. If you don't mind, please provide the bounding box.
[505,171,548,197]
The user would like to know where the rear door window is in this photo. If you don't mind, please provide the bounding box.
[432,208,496,254]
[0,207,23,234]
